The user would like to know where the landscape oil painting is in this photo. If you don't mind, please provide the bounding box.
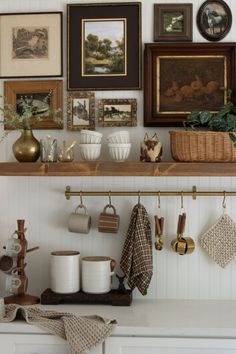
[12,26,48,59]
[98,99,137,127]
[82,19,126,76]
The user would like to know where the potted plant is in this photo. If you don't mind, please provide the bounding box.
[0,90,62,162]
[169,89,236,162]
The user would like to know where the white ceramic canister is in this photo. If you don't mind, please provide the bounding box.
[50,251,80,294]
[82,256,116,294]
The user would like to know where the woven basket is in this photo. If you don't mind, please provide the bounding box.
[170,131,236,162]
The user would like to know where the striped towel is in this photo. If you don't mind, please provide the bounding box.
[120,203,153,295]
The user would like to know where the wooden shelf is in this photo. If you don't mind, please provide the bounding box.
[0,162,236,176]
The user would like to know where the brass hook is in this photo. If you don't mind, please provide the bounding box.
[108,191,112,207]
[180,191,184,212]
[79,191,83,207]
[157,191,161,210]
[138,191,141,205]
[222,191,227,210]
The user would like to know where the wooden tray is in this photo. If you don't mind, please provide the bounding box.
[41,288,132,306]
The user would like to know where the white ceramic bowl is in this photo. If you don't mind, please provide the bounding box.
[80,144,101,161]
[80,130,103,144]
[107,131,130,144]
[108,143,131,162]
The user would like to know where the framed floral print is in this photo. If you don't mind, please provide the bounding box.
[154,4,192,42]
[67,3,142,90]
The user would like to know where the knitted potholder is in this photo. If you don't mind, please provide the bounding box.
[199,213,236,268]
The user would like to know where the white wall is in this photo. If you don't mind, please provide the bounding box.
[0,0,236,301]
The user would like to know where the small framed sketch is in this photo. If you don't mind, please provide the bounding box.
[197,0,232,42]
[0,12,62,78]
[67,92,95,131]
[154,4,192,42]
[4,80,63,129]
[67,3,141,90]
[98,99,137,127]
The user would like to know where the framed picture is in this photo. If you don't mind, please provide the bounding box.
[67,3,142,90]
[4,80,63,129]
[197,0,232,42]
[144,43,236,127]
[67,92,95,131]
[98,99,137,127]
[154,4,192,42]
[0,12,62,78]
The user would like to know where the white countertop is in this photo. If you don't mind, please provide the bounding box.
[1,299,236,338]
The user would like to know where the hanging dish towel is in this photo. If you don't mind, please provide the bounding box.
[199,213,236,268]
[0,304,117,354]
[120,203,153,295]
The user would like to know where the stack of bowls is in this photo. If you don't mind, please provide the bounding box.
[79,130,103,161]
[107,131,131,162]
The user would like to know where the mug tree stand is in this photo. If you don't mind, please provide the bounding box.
[4,220,40,306]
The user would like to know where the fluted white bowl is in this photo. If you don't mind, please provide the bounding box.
[107,131,130,144]
[80,130,103,144]
[108,143,131,162]
[80,144,101,161]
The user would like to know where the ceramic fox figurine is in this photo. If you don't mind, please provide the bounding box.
[140,133,163,162]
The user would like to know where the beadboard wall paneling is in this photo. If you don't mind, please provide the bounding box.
[0,0,236,300]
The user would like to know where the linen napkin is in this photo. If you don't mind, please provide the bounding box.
[0,304,117,354]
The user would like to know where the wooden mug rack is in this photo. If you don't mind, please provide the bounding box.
[3,219,40,305]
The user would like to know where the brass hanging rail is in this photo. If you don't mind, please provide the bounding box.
[65,186,236,200]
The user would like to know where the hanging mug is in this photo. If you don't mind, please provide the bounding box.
[68,205,91,234]
[98,204,120,233]
[5,233,22,257]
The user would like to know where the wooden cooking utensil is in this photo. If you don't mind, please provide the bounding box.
[171,212,195,255]
[154,215,164,250]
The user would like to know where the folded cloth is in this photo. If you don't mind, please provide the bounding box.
[120,203,153,295]
[0,304,117,354]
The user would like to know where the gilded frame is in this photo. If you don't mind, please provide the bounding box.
[67,3,142,90]
[144,43,236,127]
[67,92,95,131]
[154,4,192,42]
[0,12,63,78]
[98,98,137,127]
[4,80,63,130]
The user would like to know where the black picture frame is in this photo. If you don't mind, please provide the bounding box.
[144,43,236,127]
[154,4,192,42]
[197,0,232,42]
[67,2,142,90]
[0,12,63,78]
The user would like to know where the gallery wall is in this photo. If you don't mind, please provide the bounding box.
[0,0,236,301]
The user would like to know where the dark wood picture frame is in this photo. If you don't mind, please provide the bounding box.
[67,2,142,90]
[67,92,95,131]
[144,43,236,127]
[154,4,192,42]
[0,12,63,78]
[98,99,137,127]
[197,0,232,42]
[4,80,63,130]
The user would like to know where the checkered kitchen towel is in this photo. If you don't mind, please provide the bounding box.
[120,203,153,295]
[0,304,117,354]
